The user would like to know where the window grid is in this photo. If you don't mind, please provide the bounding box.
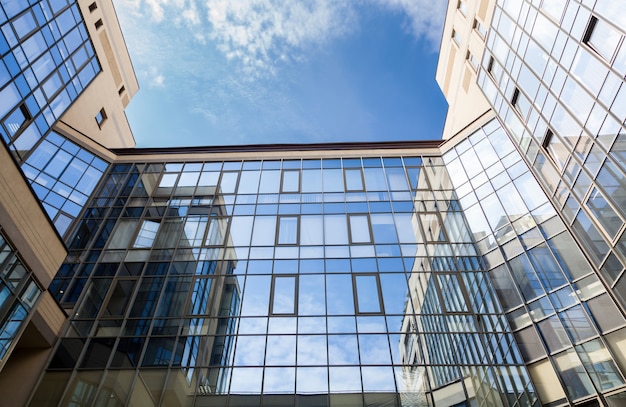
[39,155,536,405]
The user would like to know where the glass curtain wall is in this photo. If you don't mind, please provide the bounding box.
[32,154,534,406]
[0,227,43,370]
[444,119,626,405]
[0,0,100,160]
[477,0,626,309]
[0,0,106,237]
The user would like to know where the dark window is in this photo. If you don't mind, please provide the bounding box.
[473,19,486,38]
[88,2,98,12]
[487,56,494,73]
[457,0,467,17]
[95,19,103,29]
[511,88,520,108]
[452,29,461,45]
[118,85,125,96]
[542,129,554,149]
[95,108,107,128]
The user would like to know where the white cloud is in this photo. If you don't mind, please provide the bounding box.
[116,0,445,77]
[141,66,166,87]
[204,0,357,76]
[374,0,446,49]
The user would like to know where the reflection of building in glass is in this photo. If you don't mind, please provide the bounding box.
[401,160,534,406]
[0,0,626,406]
[39,165,241,405]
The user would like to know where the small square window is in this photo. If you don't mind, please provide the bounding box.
[118,86,125,96]
[95,19,103,29]
[511,87,520,108]
[457,0,468,17]
[88,2,97,12]
[95,108,107,128]
[452,29,461,46]
[473,19,486,38]
[542,129,554,149]
[466,51,478,70]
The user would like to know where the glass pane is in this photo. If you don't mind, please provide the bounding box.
[298,275,325,315]
[323,169,344,192]
[251,216,276,246]
[281,170,299,192]
[354,275,381,313]
[259,170,280,193]
[272,276,296,314]
[553,349,596,400]
[300,215,323,245]
[576,339,625,390]
[133,220,159,248]
[324,215,348,245]
[349,215,371,243]
[278,217,298,245]
[344,169,363,191]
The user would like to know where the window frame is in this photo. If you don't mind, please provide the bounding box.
[466,50,478,71]
[343,168,365,192]
[270,274,298,315]
[352,273,384,315]
[473,18,486,38]
[347,214,373,244]
[95,108,107,129]
[452,29,461,46]
[582,15,623,63]
[276,215,300,245]
[457,0,468,17]
[280,170,301,193]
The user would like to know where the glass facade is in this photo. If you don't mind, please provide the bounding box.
[445,119,626,405]
[21,130,109,236]
[0,0,100,160]
[0,0,107,238]
[477,0,626,309]
[33,154,541,406]
[0,227,43,369]
[0,0,625,405]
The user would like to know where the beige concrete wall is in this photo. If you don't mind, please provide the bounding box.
[0,293,67,407]
[436,0,496,140]
[60,0,138,149]
[0,146,66,287]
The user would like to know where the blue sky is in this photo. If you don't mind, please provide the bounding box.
[113,0,449,147]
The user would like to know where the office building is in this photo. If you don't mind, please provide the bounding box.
[0,0,624,406]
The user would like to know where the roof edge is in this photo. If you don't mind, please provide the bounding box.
[112,139,444,156]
